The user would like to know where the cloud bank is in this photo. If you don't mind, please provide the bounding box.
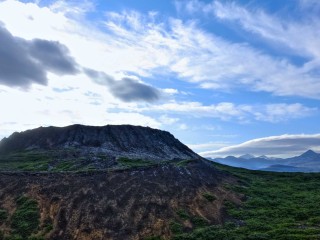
[201,134,320,158]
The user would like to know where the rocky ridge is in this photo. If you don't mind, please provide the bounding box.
[0,124,200,161]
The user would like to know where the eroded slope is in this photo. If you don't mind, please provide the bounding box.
[0,160,240,240]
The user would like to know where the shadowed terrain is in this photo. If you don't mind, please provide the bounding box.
[0,160,240,240]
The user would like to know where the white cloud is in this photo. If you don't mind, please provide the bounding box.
[144,101,316,123]
[187,141,229,152]
[174,1,320,99]
[162,88,179,95]
[49,0,95,16]
[178,123,188,130]
[212,1,320,59]
[159,115,179,125]
[253,103,316,123]
[201,134,320,158]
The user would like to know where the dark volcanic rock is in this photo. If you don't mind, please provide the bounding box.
[0,124,200,161]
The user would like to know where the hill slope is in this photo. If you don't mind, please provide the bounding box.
[0,124,199,161]
[0,160,240,240]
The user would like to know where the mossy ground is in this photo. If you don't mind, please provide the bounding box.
[171,162,320,240]
[0,196,42,240]
[0,151,168,172]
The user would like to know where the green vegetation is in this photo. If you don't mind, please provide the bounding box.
[0,209,7,224]
[42,218,53,234]
[11,196,40,239]
[202,192,216,202]
[117,157,154,168]
[176,209,189,220]
[0,151,51,171]
[52,161,77,171]
[0,150,194,172]
[191,216,209,228]
[174,159,195,167]
[170,221,184,234]
[171,162,320,239]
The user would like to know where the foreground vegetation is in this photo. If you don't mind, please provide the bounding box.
[171,162,320,240]
[0,196,44,240]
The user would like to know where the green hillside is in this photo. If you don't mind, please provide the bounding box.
[173,162,320,240]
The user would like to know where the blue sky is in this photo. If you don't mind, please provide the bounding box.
[1,0,320,157]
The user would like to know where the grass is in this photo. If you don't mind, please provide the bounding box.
[202,192,216,202]
[0,150,195,172]
[52,161,77,171]
[0,151,161,172]
[11,196,40,238]
[191,216,209,228]
[176,209,190,220]
[169,221,183,234]
[0,209,7,224]
[117,157,154,168]
[171,162,320,239]
[174,159,195,167]
[0,151,51,171]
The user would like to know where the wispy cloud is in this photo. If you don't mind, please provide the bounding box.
[143,101,316,123]
[188,141,229,152]
[174,1,320,99]
[212,1,320,59]
[201,134,320,158]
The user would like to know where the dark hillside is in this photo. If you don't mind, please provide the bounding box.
[0,160,240,240]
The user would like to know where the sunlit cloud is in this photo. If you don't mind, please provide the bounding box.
[201,134,320,158]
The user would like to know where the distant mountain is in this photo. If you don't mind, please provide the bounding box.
[239,154,255,159]
[211,155,280,170]
[0,124,200,161]
[209,150,320,172]
[282,150,320,171]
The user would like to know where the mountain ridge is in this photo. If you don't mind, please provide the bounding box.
[0,124,200,161]
[209,149,320,172]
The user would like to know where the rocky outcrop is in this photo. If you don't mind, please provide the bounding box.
[0,124,200,161]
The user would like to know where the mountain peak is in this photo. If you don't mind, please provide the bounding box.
[300,149,318,158]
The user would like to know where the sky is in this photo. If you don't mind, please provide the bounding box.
[1,0,320,158]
